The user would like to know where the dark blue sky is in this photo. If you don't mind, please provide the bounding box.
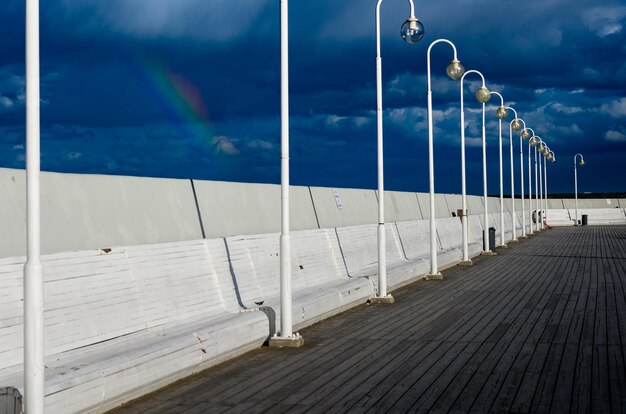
[1,1,625,195]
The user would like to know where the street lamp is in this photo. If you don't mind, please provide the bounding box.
[574,153,585,225]
[272,0,304,348]
[506,109,523,241]
[373,0,423,304]
[539,142,550,229]
[512,117,529,238]
[461,70,492,257]
[426,39,464,279]
[490,91,508,248]
[530,136,544,232]
[525,129,537,234]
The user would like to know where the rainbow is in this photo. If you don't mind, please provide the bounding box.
[128,54,216,154]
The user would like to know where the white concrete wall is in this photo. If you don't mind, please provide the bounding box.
[444,194,463,217]
[416,192,450,219]
[194,180,318,237]
[383,191,422,222]
[561,198,619,208]
[0,168,202,257]
[310,186,378,228]
[467,195,484,216]
[547,199,564,208]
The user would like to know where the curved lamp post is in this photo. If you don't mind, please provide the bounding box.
[544,149,556,223]
[426,39,465,279]
[272,0,304,348]
[507,111,524,241]
[574,153,585,225]
[25,0,44,411]
[490,91,508,248]
[539,142,550,229]
[524,128,536,234]
[373,0,424,303]
[460,71,491,259]
[529,135,544,232]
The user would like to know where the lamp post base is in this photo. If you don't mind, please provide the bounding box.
[425,273,443,280]
[370,295,395,304]
[459,260,473,266]
[481,251,497,256]
[497,244,509,249]
[269,333,304,348]
[509,239,520,243]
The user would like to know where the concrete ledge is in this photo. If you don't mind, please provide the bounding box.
[269,334,305,348]
[369,295,395,304]
[425,273,444,280]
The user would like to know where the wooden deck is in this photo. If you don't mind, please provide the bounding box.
[110,226,626,413]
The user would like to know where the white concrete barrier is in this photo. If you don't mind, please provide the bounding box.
[0,168,203,258]
[546,209,573,226]
[567,208,626,225]
[310,187,378,229]
[416,192,450,219]
[383,191,423,222]
[0,241,269,414]
[194,180,318,237]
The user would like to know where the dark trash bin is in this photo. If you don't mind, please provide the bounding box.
[582,214,588,226]
[483,227,496,252]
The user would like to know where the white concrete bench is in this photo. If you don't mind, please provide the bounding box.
[223,229,373,331]
[468,215,486,255]
[434,217,463,268]
[568,208,626,225]
[546,209,573,226]
[0,240,269,414]
[335,223,428,291]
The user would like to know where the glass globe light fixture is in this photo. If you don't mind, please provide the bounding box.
[520,128,531,140]
[529,136,538,147]
[401,17,424,44]
[511,118,522,131]
[579,159,585,167]
[446,59,465,80]
[496,106,509,120]
[538,144,546,154]
[475,86,491,103]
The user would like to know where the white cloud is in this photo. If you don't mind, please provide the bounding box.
[600,98,626,118]
[0,96,13,109]
[551,103,583,114]
[606,130,626,142]
[583,6,626,37]
[212,135,240,155]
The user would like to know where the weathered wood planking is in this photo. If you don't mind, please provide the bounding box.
[110,226,626,414]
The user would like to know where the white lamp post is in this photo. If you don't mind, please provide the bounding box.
[372,0,423,304]
[529,135,543,232]
[544,150,556,223]
[574,153,585,225]
[525,129,537,235]
[461,70,491,265]
[271,0,303,348]
[538,142,549,229]
[542,146,551,225]
[514,118,530,238]
[24,0,44,411]
[426,39,465,279]
[507,110,523,242]
[490,91,508,248]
